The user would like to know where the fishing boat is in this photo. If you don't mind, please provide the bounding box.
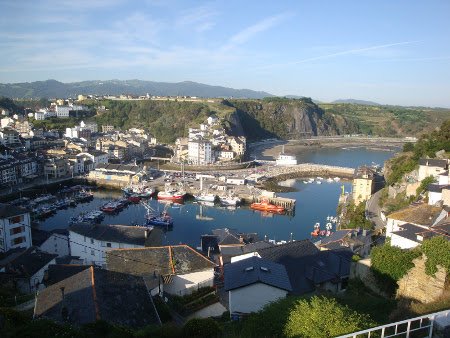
[157,183,185,201]
[142,201,174,227]
[128,194,141,203]
[220,195,241,206]
[123,183,155,198]
[250,199,285,213]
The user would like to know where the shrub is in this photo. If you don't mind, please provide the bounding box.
[181,318,221,338]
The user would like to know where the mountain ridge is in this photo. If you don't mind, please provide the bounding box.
[0,79,274,99]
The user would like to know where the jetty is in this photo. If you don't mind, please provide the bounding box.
[262,163,355,180]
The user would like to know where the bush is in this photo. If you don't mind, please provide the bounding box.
[12,318,79,338]
[135,323,181,338]
[421,236,450,276]
[181,318,221,338]
[284,296,375,338]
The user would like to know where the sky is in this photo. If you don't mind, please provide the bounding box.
[1,0,450,107]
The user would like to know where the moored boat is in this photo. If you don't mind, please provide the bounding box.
[194,193,216,203]
[250,199,285,213]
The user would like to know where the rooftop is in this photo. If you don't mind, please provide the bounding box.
[1,247,57,278]
[419,158,448,168]
[0,203,29,218]
[35,266,160,327]
[224,256,292,292]
[69,224,162,247]
[387,203,443,226]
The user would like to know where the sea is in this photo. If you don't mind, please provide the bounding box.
[38,146,396,248]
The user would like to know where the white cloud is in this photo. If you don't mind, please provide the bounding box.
[176,5,218,32]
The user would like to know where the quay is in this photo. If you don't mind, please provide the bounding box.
[262,163,355,180]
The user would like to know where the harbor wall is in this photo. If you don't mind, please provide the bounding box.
[265,163,355,181]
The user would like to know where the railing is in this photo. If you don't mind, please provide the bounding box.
[336,308,450,338]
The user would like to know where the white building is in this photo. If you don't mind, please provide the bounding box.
[0,203,32,253]
[38,229,70,257]
[207,116,219,125]
[69,224,157,267]
[55,105,71,118]
[34,112,46,120]
[188,138,213,165]
[80,121,98,133]
[224,256,292,316]
[218,150,235,160]
[418,159,448,182]
[276,153,298,166]
[77,150,109,168]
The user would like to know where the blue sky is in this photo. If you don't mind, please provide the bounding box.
[1,0,450,107]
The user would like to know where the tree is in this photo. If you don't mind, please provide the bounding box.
[181,318,221,338]
[421,236,450,276]
[284,296,375,338]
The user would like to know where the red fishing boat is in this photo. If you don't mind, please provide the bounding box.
[250,199,285,213]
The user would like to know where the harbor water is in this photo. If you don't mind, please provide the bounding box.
[37,147,396,247]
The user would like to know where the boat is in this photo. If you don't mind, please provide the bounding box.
[316,180,322,184]
[157,183,185,201]
[326,178,333,183]
[250,199,285,213]
[142,201,173,227]
[311,223,320,236]
[275,145,298,166]
[194,193,216,203]
[220,195,241,206]
[123,183,155,198]
[128,195,141,203]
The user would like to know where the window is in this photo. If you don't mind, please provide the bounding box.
[90,238,94,244]
[10,226,24,236]
[8,215,23,224]
[106,243,111,248]
[91,249,95,256]
[11,236,25,246]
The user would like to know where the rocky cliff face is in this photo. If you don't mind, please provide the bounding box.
[225,98,341,140]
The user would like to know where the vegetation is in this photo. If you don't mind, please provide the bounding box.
[181,318,221,338]
[30,116,82,130]
[421,236,450,276]
[168,287,218,316]
[416,175,436,197]
[370,242,421,295]
[340,201,372,229]
[284,296,375,338]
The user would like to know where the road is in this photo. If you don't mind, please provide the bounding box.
[366,189,386,231]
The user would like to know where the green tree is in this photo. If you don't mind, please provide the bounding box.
[421,236,450,276]
[181,318,221,338]
[416,176,435,197]
[284,296,375,338]
[341,201,372,229]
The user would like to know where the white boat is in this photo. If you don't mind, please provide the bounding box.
[220,195,241,206]
[275,145,297,166]
[316,181,322,184]
[333,177,340,182]
[194,193,216,203]
[326,178,333,183]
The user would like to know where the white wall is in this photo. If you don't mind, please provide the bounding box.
[229,282,288,314]
[428,191,442,206]
[231,252,260,263]
[40,233,70,257]
[390,234,420,249]
[0,212,32,253]
[69,231,144,266]
[164,269,214,296]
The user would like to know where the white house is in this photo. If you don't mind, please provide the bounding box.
[418,159,448,182]
[0,247,57,293]
[276,153,298,166]
[207,116,219,125]
[77,150,109,168]
[0,203,32,253]
[38,229,70,257]
[69,224,161,267]
[428,184,450,206]
[34,111,46,120]
[55,105,71,118]
[106,244,216,296]
[389,221,450,249]
[224,256,292,316]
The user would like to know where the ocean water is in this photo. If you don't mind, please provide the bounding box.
[38,147,395,247]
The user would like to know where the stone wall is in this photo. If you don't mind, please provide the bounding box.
[397,254,448,303]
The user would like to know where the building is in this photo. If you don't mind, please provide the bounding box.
[224,256,292,316]
[0,203,32,253]
[87,163,143,184]
[188,138,213,165]
[352,166,375,206]
[106,245,216,296]
[44,158,70,179]
[276,153,297,166]
[102,125,114,133]
[34,267,160,327]
[69,224,162,266]
[78,150,109,168]
[0,247,57,293]
[64,126,91,139]
[389,220,450,250]
[229,137,246,156]
[418,159,449,182]
[0,127,21,146]
[80,120,98,133]
[55,105,71,118]
[317,229,372,257]
[428,184,450,206]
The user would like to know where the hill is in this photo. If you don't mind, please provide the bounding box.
[332,99,381,105]
[0,79,273,99]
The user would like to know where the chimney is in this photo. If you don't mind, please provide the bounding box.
[145,228,150,239]
[362,229,367,237]
[60,286,68,321]
[239,235,244,244]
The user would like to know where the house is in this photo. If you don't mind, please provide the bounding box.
[44,264,90,286]
[224,256,292,316]
[317,229,372,257]
[0,247,57,293]
[55,105,70,118]
[228,137,246,156]
[44,158,70,179]
[188,138,213,165]
[69,224,162,266]
[87,163,144,184]
[386,203,445,237]
[106,245,216,296]
[77,150,109,168]
[428,184,450,206]
[32,228,70,257]
[0,203,32,253]
[231,240,352,295]
[418,158,449,182]
[34,266,161,327]
[389,220,450,249]
[352,166,375,206]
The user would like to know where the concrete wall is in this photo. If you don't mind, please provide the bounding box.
[229,282,288,314]
[164,269,214,296]
[429,191,442,206]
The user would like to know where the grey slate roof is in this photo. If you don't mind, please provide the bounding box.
[0,203,29,218]
[35,267,160,327]
[428,184,450,193]
[419,158,448,168]
[391,221,450,243]
[46,264,90,286]
[69,224,162,247]
[224,256,292,292]
[256,240,352,295]
[106,245,216,279]
[219,234,242,246]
